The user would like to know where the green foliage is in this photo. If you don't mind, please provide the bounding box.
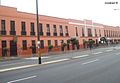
[83,39,88,44]
[70,38,76,42]
[62,43,67,47]
[67,39,70,45]
[48,45,53,49]
[88,39,95,44]
[74,40,79,45]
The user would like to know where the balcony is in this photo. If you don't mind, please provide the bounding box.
[39,32,43,36]
[60,33,63,36]
[88,34,92,37]
[30,32,35,36]
[1,30,6,35]
[82,33,85,37]
[53,32,57,36]
[21,31,26,35]
[10,31,16,35]
[65,33,69,36]
[46,32,51,36]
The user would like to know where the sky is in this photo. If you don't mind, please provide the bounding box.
[1,0,120,26]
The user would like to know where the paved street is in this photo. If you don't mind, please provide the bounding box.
[0,45,120,83]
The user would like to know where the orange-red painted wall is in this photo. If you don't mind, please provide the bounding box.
[0,5,120,57]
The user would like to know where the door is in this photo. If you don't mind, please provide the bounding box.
[32,40,36,54]
[2,41,7,57]
[10,40,17,56]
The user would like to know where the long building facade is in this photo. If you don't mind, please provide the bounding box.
[0,5,120,57]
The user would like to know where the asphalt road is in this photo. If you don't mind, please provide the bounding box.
[0,46,120,83]
[0,46,118,69]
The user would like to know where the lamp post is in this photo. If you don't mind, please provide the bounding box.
[36,0,41,64]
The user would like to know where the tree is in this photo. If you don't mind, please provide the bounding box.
[83,39,88,48]
[61,43,67,51]
[88,39,95,50]
[70,38,79,50]
[67,39,70,50]
[48,45,53,52]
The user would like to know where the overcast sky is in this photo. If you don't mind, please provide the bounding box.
[1,0,120,26]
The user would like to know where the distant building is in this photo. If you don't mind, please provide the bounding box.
[0,5,120,57]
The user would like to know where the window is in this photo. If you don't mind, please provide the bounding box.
[59,25,63,33]
[39,23,43,35]
[59,25,63,36]
[88,28,92,37]
[65,26,68,33]
[46,24,50,36]
[104,30,106,37]
[53,25,57,33]
[22,40,27,50]
[53,25,57,36]
[39,23,43,32]
[30,22,35,32]
[75,27,78,36]
[95,29,97,37]
[21,21,26,35]
[1,20,6,31]
[10,20,16,35]
[65,26,69,36]
[55,40,58,47]
[30,22,35,35]
[1,20,6,35]
[99,30,101,37]
[40,40,44,49]
[109,30,111,37]
[106,30,108,37]
[82,28,85,37]
[10,20,15,31]
[46,24,50,32]
[48,40,51,46]
[21,22,26,31]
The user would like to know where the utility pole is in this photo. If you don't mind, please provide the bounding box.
[36,0,41,64]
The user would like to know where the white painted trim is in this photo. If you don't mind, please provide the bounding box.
[68,22,104,28]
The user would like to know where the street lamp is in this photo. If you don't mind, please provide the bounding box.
[36,0,41,64]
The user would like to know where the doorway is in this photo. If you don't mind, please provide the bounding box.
[2,41,7,57]
[10,40,17,56]
[31,40,36,54]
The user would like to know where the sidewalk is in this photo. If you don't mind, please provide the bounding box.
[0,56,21,61]
[0,45,116,61]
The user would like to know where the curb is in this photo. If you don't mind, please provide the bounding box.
[0,45,116,61]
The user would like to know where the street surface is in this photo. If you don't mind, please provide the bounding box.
[0,45,120,83]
